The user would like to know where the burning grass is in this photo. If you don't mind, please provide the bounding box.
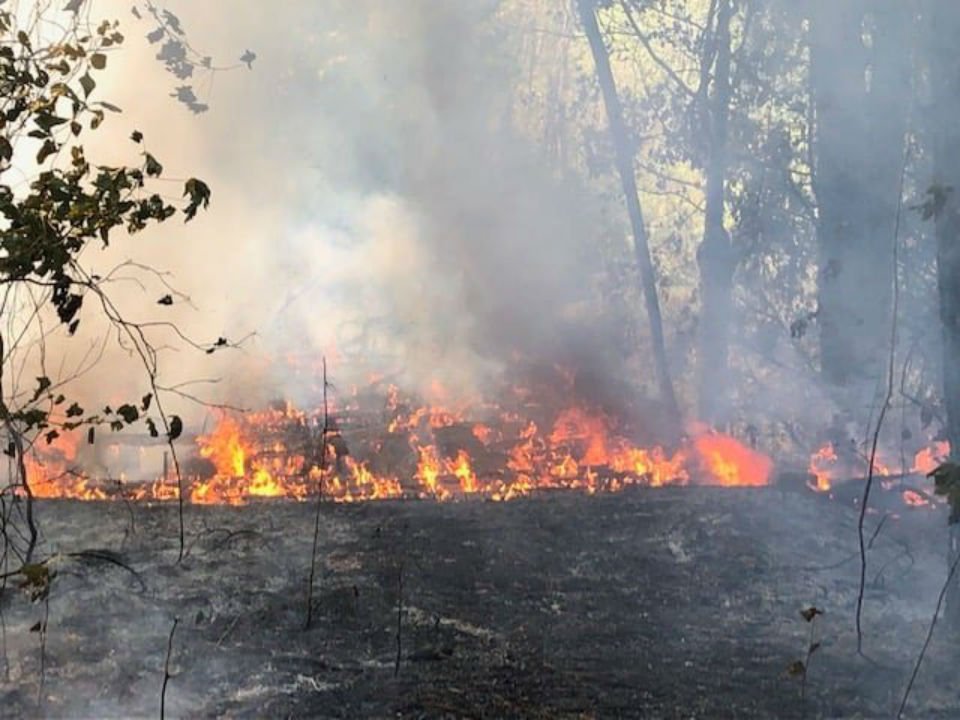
[18,365,949,510]
[21,370,776,506]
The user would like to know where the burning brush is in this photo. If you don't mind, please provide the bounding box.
[18,370,777,505]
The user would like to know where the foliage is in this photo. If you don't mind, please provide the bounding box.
[0,8,213,451]
[928,462,960,524]
[132,2,256,113]
[787,605,822,704]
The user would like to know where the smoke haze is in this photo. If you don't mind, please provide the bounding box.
[44,0,609,419]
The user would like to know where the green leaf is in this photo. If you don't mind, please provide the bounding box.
[79,72,95,97]
[144,152,162,177]
[929,462,960,523]
[36,139,58,164]
[116,403,139,424]
[183,177,210,220]
[34,112,67,133]
[167,415,183,441]
[31,376,52,403]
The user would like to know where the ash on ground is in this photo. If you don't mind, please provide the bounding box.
[0,487,957,719]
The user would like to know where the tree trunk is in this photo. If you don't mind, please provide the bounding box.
[928,0,960,630]
[696,0,735,425]
[576,0,681,431]
[809,1,909,392]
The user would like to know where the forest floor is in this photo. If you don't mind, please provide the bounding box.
[1,484,958,719]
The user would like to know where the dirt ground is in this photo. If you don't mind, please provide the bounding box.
[0,485,958,719]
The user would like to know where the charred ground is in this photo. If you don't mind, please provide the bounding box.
[0,485,957,719]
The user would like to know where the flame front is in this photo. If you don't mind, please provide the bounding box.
[806,439,951,493]
[17,380,778,504]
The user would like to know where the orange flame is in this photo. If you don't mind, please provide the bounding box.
[912,441,950,475]
[808,443,838,491]
[16,382,776,504]
[692,431,772,487]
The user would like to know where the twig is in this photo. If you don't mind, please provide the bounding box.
[169,438,185,563]
[37,590,50,709]
[66,549,147,593]
[209,529,260,552]
[114,477,137,540]
[897,547,960,718]
[868,513,890,550]
[618,0,697,98]
[395,559,404,678]
[0,590,7,682]
[215,615,240,648]
[305,357,329,630]
[801,613,819,705]
[160,617,178,720]
[856,144,909,654]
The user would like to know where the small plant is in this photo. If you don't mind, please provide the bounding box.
[928,462,960,523]
[787,606,822,703]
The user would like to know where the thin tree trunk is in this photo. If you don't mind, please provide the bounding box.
[810,0,908,392]
[928,0,960,630]
[696,0,735,425]
[577,0,681,430]
[810,0,871,388]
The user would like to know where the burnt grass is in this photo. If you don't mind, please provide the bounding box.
[1,486,959,719]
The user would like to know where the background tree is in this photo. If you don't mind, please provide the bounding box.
[576,0,681,432]
[809,0,912,395]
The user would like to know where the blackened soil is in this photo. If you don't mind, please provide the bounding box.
[0,486,957,719]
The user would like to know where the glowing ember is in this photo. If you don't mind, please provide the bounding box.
[902,489,931,507]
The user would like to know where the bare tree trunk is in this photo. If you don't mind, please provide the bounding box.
[809,0,909,392]
[577,0,681,430]
[928,0,960,631]
[696,0,735,425]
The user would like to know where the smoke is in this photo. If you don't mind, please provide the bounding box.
[27,0,608,420]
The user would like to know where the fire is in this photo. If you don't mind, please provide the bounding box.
[451,450,478,493]
[415,444,448,499]
[21,432,108,501]
[550,407,609,466]
[808,443,838,491]
[198,415,247,478]
[807,439,951,492]
[913,441,950,475]
[692,431,772,487]
[189,408,311,504]
[14,375,778,504]
[902,489,931,507]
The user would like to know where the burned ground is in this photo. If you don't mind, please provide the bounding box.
[0,486,957,719]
